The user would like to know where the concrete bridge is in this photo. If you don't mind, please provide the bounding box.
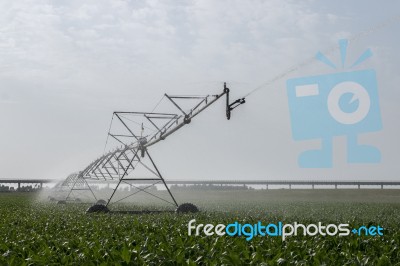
[0,179,399,190]
[163,180,400,189]
[85,179,400,189]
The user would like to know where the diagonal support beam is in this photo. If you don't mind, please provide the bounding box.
[165,94,187,116]
[115,113,139,140]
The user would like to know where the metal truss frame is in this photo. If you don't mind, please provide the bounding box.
[65,83,245,209]
[61,173,97,202]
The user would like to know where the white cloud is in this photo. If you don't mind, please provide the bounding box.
[0,0,398,179]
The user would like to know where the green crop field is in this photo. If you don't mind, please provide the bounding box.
[0,190,399,265]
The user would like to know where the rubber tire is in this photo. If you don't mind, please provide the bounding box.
[96,199,107,205]
[176,203,199,213]
[86,204,109,213]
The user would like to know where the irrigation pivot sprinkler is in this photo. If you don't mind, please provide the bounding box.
[66,83,245,213]
[52,172,96,203]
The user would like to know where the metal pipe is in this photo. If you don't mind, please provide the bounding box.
[144,90,226,148]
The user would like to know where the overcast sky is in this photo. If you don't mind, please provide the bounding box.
[1,0,399,181]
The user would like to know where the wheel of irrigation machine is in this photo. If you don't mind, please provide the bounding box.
[176,203,199,213]
[86,202,109,213]
[96,199,107,205]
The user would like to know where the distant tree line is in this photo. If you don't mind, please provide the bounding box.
[0,184,42,192]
